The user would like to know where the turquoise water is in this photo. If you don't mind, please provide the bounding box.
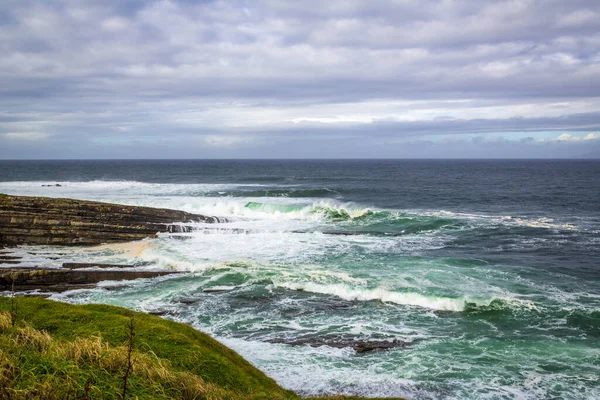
[0,160,599,399]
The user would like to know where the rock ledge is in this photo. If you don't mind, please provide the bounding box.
[0,193,223,246]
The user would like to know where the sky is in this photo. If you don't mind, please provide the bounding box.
[1,0,600,159]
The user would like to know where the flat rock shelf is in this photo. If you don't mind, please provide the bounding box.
[0,267,180,292]
[0,194,223,292]
[0,193,223,246]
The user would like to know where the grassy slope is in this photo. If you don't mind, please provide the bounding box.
[0,297,404,400]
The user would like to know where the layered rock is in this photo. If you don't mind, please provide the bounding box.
[0,267,179,292]
[0,194,223,246]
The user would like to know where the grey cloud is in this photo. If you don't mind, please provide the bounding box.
[1,0,600,158]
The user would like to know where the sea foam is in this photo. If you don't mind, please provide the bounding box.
[271,281,496,312]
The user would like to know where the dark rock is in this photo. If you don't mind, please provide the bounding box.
[0,267,181,292]
[266,337,408,353]
[433,310,455,316]
[16,292,53,298]
[169,235,194,241]
[178,297,202,304]
[202,287,235,293]
[148,310,177,316]
[0,251,21,265]
[0,194,226,246]
[32,283,99,292]
[319,299,357,310]
[0,255,22,260]
[62,262,134,269]
[101,284,131,291]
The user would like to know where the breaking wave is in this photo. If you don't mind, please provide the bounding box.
[270,281,523,312]
[244,201,372,221]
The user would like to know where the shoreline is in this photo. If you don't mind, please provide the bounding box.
[0,193,212,292]
[0,194,405,399]
[0,193,222,247]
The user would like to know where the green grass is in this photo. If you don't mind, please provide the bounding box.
[0,296,405,400]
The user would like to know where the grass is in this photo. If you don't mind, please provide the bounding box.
[0,296,405,400]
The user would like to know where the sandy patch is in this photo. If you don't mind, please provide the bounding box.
[78,241,155,257]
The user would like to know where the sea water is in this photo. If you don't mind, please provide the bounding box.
[0,160,599,399]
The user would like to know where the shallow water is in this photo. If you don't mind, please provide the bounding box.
[1,160,599,399]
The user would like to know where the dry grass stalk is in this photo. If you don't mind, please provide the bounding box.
[10,281,16,327]
[122,314,135,399]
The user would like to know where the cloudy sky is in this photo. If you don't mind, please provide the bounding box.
[1,0,600,159]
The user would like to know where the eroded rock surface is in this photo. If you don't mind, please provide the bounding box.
[0,267,179,292]
[0,194,224,246]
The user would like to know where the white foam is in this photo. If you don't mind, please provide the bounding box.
[0,180,379,225]
[271,281,495,311]
[217,337,421,399]
[0,180,264,195]
[423,210,579,230]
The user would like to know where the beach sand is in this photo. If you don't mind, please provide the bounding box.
[77,240,155,257]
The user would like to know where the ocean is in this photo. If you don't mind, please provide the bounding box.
[1,159,599,399]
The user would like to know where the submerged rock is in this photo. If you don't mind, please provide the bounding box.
[62,262,134,269]
[202,286,236,293]
[0,250,22,265]
[0,193,225,246]
[0,255,21,265]
[177,297,203,304]
[148,309,178,316]
[266,337,408,353]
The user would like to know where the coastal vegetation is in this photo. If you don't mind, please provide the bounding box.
[0,296,404,400]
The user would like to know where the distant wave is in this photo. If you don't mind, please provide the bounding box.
[423,210,578,230]
[0,180,580,232]
[0,180,337,198]
[224,188,339,198]
[0,180,249,196]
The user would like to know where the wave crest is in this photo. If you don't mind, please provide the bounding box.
[244,201,372,221]
[271,281,508,312]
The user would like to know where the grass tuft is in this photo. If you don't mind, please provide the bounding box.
[0,310,11,331]
[13,323,52,352]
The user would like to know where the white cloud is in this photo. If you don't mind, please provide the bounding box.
[554,132,600,141]
[101,17,129,32]
[558,9,600,28]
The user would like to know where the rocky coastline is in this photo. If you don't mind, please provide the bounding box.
[0,193,223,246]
[0,193,219,292]
[1,193,410,360]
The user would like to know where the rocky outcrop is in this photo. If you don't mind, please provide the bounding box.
[0,267,180,292]
[62,262,137,269]
[0,194,224,246]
